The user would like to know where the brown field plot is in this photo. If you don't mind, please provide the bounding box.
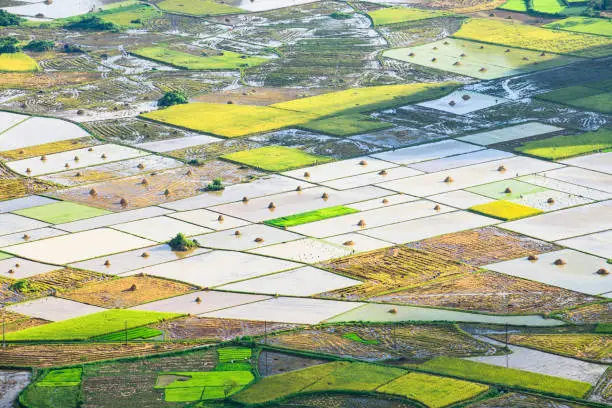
[320,247,477,300]
[61,275,197,308]
[52,161,261,211]
[406,227,560,267]
[0,163,53,201]
[563,303,612,324]
[0,72,100,90]
[1,310,48,334]
[371,271,598,314]
[493,334,612,363]
[258,350,329,377]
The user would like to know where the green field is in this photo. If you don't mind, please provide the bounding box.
[0,251,12,260]
[132,46,267,70]
[156,0,242,16]
[218,347,252,363]
[232,362,349,404]
[383,38,580,80]
[5,310,180,341]
[300,114,394,137]
[19,384,80,408]
[13,201,111,224]
[420,357,591,398]
[378,372,489,408]
[343,332,380,345]
[498,0,528,12]
[368,7,450,26]
[142,84,453,138]
[466,180,548,200]
[536,82,612,114]
[469,200,543,221]
[92,327,163,341]
[531,0,567,14]
[544,17,612,37]
[452,18,612,58]
[37,368,82,387]
[515,128,612,159]
[221,146,333,172]
[265,206,359,228]
[156,371,254,401]
[306,362,405,392]
[98,3,161,28]
[0,53,39,72]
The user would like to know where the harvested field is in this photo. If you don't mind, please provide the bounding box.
[52,162,261,211]
[278,394,420,407]
[258,350,328,377]
[193,87,333,106]
[154,316,300,341]
[406,227,560,266]
[467,392,591,407]
[0,138,97,161]
[562,303,612,324]
[495,334,612,363]
[0,342,210,368]
[371,270,598,314]
[60,276,198,309]
[265,324,495,362]
[320,246,477,300]
[0,164,53,201]
[0,72,99,90]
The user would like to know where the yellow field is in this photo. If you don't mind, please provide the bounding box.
[469,200,543,221]
[0,53,39,72]
[453,18,612,58]
[141,103,317,138]
[0,138,94,160]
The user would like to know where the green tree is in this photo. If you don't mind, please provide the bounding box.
[0,37,20,54]
[0,10,22,26]
[23,40,55,52]
[167,233,198,251]
[158,90,188,107]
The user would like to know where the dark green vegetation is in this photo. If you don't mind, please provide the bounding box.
[265,206,359,228]
[536,81,612,114]
[158,90,188,107]
[0,36,20,53]
[0,9,22,26]
[206,178,225,191]
[64,16,116,31]
[23,40,55,52]
[168,232,198,251]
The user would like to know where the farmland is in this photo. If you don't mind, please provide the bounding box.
[544,17,612,37]
[496,334,612,363]
[368,7,452,26]
[131,47,268,70]
[265,206,359,228]
[515,128,612,159]
[0,53,39,72]
[221,146,333,172]
[155,0,241,16]
[469,201,543,221]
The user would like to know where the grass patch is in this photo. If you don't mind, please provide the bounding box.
[218,347,252,363]
[420,357,591,398]
[368,7,451,25]
[157,371,254,401]
[19,385,80,408]
[299,114,394,137]
[498,0,528,11]
[378,372,489,408]
[515,128,612,159]
[596,324,612,334]
[215,363,252,371]
[469,200,543,221]
[342,332,380,345]
[13,201,111,224]
[232,362,349,404]
[131,46,267,70]
[221,146,333,172]
[156,0,241,16]
[544,17,612,37]
[38,368,82,387]
[0,53,39,72]
[452,18,612,58]
[531,0,567,14]
[91,327,163,341]
[5,310,180,341]
[305,362,405,392]
[536,84,612,114]
[265,206,359,228]
[97,3,161,28]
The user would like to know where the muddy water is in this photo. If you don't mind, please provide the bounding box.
[0,370,31,408]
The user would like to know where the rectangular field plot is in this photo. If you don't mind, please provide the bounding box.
[543,17,612,37]
[408,149,514,173]
[327,303,563,326]
[322,233,393,254]
[4,228,155,265]
[56,206,174,233]
[69,244,210,276]
[557,230,612,259]
[362,211,499,244]
[561,152,612,175]
[457,123,564,146]
[13,202,111,225]
[517,174,611,201]
[467,179,549,200]
[132,291,269,315]
[348,194,419,211]
[0,227,67,248]
[282,157,391,183]
[372,140,482,166]
[0,111,28,133]
[0,117,89,152]
[39,156,184,187]
[0,195,57,214]
[222,146,333,172]
[123,250,300,288]
[289,200,454,238]
[541,167,612,194]
[219,266,361,296]
[6,144,149,177]
[502,200,612,241]
[112,216,212,242]
[378,156,563,197]
[135,135,221,153]
[0,214,48,236]
[485,249,612,296]
[516,129,612,159]
[510,190,593,212]
[418,91,508,115]
[249,238,354,264]
[319,167,422,190]
[167,209,249,230]
[203,297,365,324]
[191,224,302,251]
[384,38,582,80]
[0,258,60,280]
[161,175,311,211]
[210,186,389,223]
[7,297,105,322]
[427,190,493,209]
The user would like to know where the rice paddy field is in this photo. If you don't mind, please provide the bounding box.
[2,0,612,406]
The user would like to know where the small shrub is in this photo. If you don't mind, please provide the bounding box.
[168,233,198,251]
[0,36,20,53]
[205,178,224,191]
